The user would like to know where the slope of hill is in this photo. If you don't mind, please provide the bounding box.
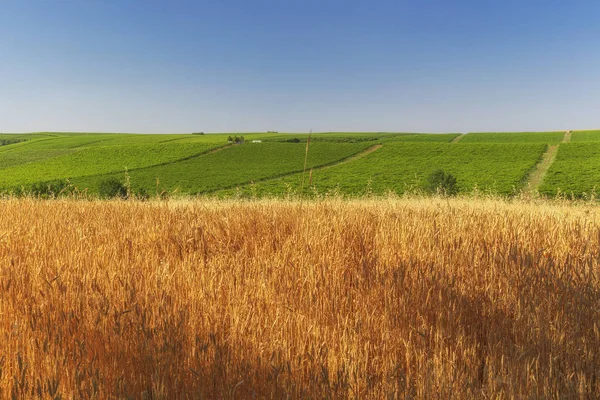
[0,131,595,198]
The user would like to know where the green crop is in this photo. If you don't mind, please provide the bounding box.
[0,140,224,189]
[539,143,600,197]
[71,142,371,195]
[222,143,546,197]
[3,132,594,199]
[461,132,564,144]
[570,131,600,142]
[264,132,459,143]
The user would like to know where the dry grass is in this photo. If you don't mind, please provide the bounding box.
[0,196,599,399]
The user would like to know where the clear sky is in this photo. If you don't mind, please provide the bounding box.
[1,0,599,133]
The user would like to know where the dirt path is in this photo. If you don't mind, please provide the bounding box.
[222,144,384,191]
[451,134,465,143]
[522,130,571,195]
[206,144,233,154]
[523,145,559,195]
[323,144,382,168]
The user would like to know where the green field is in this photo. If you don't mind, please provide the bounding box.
[0,130,598,198]
[461,131,565,144]
[570,130,600,142]
[71,141,372,195]
[264,132,460,143]
[539,143,600,197]
[218,143,547,197]
[0,133,44,146]
[0,141,228,188]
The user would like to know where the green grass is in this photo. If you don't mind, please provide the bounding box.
[570,130,600,142]
[539,143,600,197]
[0,133,38,141]
[384,133,460,142]
[0,133,46,147]
[70,142,372,195]
[0,137,27,146]
[0,135,124,168]
[0,140,225,189]
[220,143,547,197]
[264,132,460,143]
[461,131,565,144]
[6,131,600,199]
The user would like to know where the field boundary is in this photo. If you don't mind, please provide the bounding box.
[207,144,383,194]
[11,144,235,189]
[88,144,234,177]
[451,134,465,143]
[323,143,382,167]
[522,145,559,194]
[522,130,571,194]
[70,137,120,149]
[0,136,56,154]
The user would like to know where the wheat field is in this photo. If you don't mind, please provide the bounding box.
[0,197,599,399]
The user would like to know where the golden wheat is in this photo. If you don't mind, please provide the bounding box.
[0,197,599,399]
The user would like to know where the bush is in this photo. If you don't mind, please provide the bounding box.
[427,170,458,196]
[228,135,245,144]
[0,139,24,146]
[29,180,72,198]
[98,178,127,199]
[134,187,150,201]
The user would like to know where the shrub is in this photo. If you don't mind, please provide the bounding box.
[427,169,458,196]
[98,178,127,199]
[0,138,24,146]
[29,180,72,198]
[134,187,150,201]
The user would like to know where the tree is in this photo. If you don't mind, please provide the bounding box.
[427,170,458,196]
[98,178,127,199]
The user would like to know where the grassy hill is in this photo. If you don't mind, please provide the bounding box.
[0,130,596,198]
[219,142,546,197]
[459,131,565,144]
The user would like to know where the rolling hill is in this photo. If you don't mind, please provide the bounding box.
[0,130,595,198]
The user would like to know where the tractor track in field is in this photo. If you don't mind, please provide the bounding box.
[451,134,465,143]
[0,137,55,153]
[523,130,570,194]
[314,144,382,169]
[44,144,235,185]
[209,144,384,193]
[19,141,381,194]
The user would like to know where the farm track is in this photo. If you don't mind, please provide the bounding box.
[523,145,559,194]
[0,137,54,153]
[214,144,384,192]
[157,136,193,144]
[0,135,118,155]
[320,143,382,168]
[70,137,120,149]
[68,144,234,182]
[200,144,383,194]
[523,130,570,194]
[450,134,465,143]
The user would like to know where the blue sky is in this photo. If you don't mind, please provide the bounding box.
[1,0,599,133]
